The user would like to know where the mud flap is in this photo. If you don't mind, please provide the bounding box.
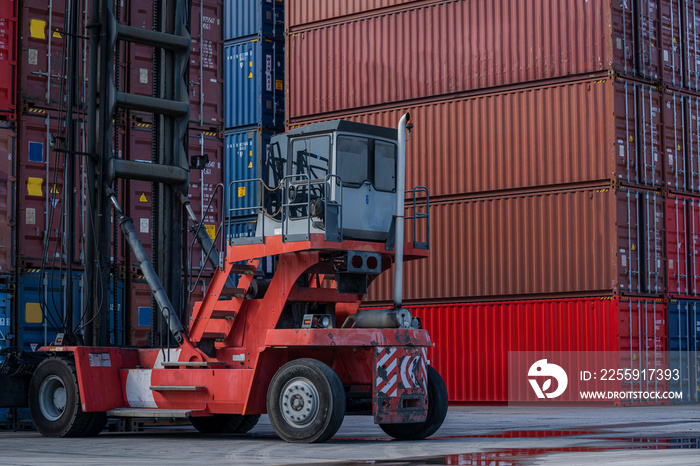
[373,346,428,424]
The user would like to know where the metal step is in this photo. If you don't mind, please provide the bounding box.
[220,287,246,298]
[149,386,206,392]
[210,309,237,320]
[160,361,225,368]
[106,408,192,419]
[229,264,257,275]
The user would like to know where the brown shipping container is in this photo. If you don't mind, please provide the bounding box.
[0,123,15,273]
[365,186,665,304]
[287,0,679,119]
[189,0,224,127]
[685,93,700,193]
[286,0,429,28]
[17,110,84,267]
[292,76,664,197]
[684,0,700,92]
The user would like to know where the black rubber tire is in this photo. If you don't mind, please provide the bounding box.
[190,414,244,433]
[234,414,261,433]
[28,357,103,437]
[379,365,448,441]
[267,358,345,443]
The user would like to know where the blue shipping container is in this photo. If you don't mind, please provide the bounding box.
[667,299,700,404]
[224,0,284,42]
[225,127,275,217]
[225,37,284,129]
[16,270,84,352]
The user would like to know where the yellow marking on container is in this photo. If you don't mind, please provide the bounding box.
[205,225,215,240]
[238,187,246,197]
[276,80,283,91]
[139,193,148,203]
[248,72,253,79]
[50,184,59,195]
[27,177,43,196]
[249,151,253,156]
[30,19,46,39]
[248,162,253,169]
[53,28,62,39]
[26,303,43,324]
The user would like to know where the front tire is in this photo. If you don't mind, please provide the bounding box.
[379,365,448,440]
[267,359,345,443]
[29,357,104,437]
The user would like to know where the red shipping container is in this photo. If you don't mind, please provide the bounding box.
[409,297,667,403]
[683,1,700,92]
[0,123,15,273]
[286,0,675,119]
[189,0,224,127]
[292,76,663,197]
[0,0,17,120]
[19,0,67,107]
[667,193,700,297]
[186,128,223,272]
[366,186,665,304]
[16,110,84,267]
[685,93,700,193]
[286,0,428,28]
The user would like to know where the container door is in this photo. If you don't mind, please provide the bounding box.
[683,1,700,92]
[662,91,686,191]
[660,0,683,88]
[665,195,688,296]
[641,190,665,294]
[686,96,700,193]
[636,84,663,186]
[688,198,700,296]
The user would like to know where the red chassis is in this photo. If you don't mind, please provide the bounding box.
[37,234,443,441]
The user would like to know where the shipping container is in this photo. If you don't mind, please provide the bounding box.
[190,0,224,126]
[685,93,700,193]
[663,90,688,191]
[225,37,284,129]
[16,270,84,353]
[19,0,67,107]
[667,299,700,403]
[0,123,15,273]
[665,193,700,297]
[408,297,667,404]
[17,110,85,268]
[224,127,274,217]
[126,279,151,346]
[292,76,664,198]
[683,0,700,92]
[0,0,17,120]
[187,128,224,271]
[125,2,154,98]
[286,0,428,28]
[225,0,284,41]
[286,0,680,119]
[109,276,125,346]
[366,186,665,304]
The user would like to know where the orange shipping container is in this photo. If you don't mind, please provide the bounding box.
[292,76,664,197]
[287,0,680,119]
[365,186,665,304]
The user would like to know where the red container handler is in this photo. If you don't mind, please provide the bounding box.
[291,76,665,197]
[665,193,700,297]
[365,185,666,304]
[0,123,15,273]
[407,296,667,404]
[0,0,17,120]
[286,0,676,120]
[16,109,84,268]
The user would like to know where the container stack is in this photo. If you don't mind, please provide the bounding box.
[286,0,700,404]
[224,0,284,245]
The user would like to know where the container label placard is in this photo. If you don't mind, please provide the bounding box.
[508,351,687,406]
[89,353,111,367]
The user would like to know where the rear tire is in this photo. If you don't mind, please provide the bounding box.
[267,358,345,443]
[29,357,102,437]
[379,365,448,440]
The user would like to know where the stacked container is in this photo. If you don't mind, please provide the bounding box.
[286,0,700,404]
[224,0,284,232]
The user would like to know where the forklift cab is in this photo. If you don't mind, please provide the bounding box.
[259,120,399,242]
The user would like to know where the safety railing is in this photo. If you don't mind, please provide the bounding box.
[405,186,430,250]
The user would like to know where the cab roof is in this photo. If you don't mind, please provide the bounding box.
[284,120,397,141]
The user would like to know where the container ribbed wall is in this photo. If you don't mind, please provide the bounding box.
[287,0,687,119]
[409,297,667,403]
[225,0,285,41]
[292,77,668,197]
[366,186,665,304]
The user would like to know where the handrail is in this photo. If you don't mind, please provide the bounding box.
[405,186,430,249]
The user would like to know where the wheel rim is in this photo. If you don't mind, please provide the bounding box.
[280,377,319,428]
[39,375,67,422]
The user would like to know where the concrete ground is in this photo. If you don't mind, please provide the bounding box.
[0,405,698,465]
